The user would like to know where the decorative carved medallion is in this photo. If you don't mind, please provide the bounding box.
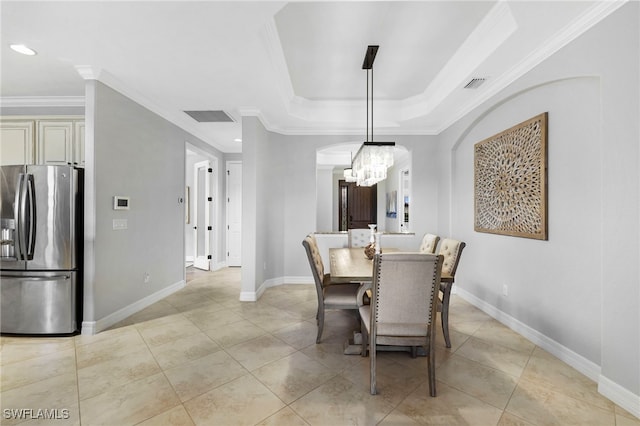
[474,112,548,240]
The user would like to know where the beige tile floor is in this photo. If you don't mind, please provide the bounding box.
[1,267,638,426]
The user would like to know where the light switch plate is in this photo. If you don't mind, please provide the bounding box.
[113,219,128,230]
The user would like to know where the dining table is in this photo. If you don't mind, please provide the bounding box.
[329,247,453,283]
[329,247,398,283]
[328,246,452,355]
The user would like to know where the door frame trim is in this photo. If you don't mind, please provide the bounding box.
[193,160,211,270]
[226,160,242,266]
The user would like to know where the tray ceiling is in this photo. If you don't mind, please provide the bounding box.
[0,1,620,153]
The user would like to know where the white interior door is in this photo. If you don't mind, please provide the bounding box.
[226,161,242,266]
[193,160,211,270]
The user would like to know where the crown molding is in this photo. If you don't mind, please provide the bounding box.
[238,106,441,136]
[400,1,517,121]
[260,17,295,107]
[433,0,629,134]
[257,0,625,137]
[75,65,102,81]
[0,96,85,108]
[259,2,517,129]
[75,66,226,152]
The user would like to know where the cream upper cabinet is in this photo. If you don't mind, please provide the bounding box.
[36,119,85,167]
[38,121,74,165]
[73,121,85,167]
[0,121,35,166]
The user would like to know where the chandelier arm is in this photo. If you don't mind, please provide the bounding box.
[366,69,369,142]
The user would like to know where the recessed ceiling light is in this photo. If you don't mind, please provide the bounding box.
[234,138,242,142]
[10,44,37,56]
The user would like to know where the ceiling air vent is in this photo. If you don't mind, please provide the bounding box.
[463,78,487,89]
[184,110,235,123]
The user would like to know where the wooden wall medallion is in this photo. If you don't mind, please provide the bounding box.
[474,112,548,240]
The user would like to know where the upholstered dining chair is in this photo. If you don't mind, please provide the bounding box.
[419,233,440,254]
[302,234,361,343]
[348,229,370,248]
[437,238,466,348]
[358,252,443,396]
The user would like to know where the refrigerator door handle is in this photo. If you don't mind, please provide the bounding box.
[15,173,27,261]
[25,174,36,260]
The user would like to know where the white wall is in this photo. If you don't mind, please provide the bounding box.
[435,2,639,412]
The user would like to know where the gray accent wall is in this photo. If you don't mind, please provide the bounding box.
[84,80,224,326]
[434,2,639,403]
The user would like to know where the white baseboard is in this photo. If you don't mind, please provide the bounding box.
[283,276,315,285]
[239,276,314,302]
[456,287,640,418]
[456,287,601,381]
[81,280,185,335]
[239,291,257,302]
[599,375,640,419]
[211,261,227,271]
[80,321,96,335]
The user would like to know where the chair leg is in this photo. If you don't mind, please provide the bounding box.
[370,335,377,395]
[441,284,453,348]
[428,344,436,397]
[360,327,369,357]
[316,307,325,344]
[360,320,368,357]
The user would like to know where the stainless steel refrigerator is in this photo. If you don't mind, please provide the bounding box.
[1,165,82,335]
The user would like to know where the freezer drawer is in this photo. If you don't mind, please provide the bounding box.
[1,271,77,334]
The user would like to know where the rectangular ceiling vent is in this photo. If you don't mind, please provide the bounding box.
[463,78,487,89]
[184,110,235,123]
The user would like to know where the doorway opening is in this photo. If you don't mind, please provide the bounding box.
[185,146,218,273]
[400,168,410,232]
[338,180,377,231]
[315,143,410,232]
[193,160,212,270]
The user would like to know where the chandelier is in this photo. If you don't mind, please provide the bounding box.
[343,151,357,183]
[351,45,395,187]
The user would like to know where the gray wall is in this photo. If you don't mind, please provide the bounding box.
[241,2,639,410]
[241,128,438,293]
[84,81,224,325]
[435,2,638,401]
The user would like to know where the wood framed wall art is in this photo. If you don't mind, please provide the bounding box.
[474,112,548,240]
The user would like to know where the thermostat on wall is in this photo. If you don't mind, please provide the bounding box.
[113,196,130,210]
